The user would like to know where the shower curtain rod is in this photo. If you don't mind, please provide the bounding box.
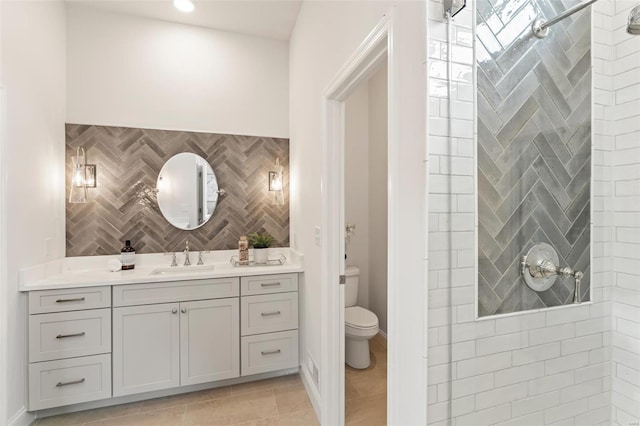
[532,0,599,38]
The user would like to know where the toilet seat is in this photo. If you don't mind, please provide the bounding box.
[345,306,378,330]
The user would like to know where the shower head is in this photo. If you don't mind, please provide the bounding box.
[628,4,640,35]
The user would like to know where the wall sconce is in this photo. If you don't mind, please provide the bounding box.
[69,147,96,203]
[268,158,284,205]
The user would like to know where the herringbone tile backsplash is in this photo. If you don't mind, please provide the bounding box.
[477,0,591,316]
[66,124,289,256]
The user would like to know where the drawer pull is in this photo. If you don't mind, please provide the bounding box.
[56,378,85,387]
[261,282,281,287]
[261,311,281,317]
[55,297,86,303]
[261,349,281,355]
[56,332,86,339]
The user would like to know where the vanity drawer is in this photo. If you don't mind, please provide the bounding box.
[29,354,111,411]
[241,330,299,376]
[241,273,298,296]
[29,287,111,314]
[241,293,298,336]
[29,309,111,363]
[113,277,239,307]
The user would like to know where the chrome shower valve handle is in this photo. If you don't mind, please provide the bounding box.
[521,243,584,303]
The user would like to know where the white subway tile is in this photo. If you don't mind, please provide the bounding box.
[545,352,590,375]
[575,362,611,384]
[529,371,575,395]
[544,398,589,424]
[511,390,560,418]
[512,342,561,366]
[494,362,545,387]
[616,363,640,386]
[529,323,575,346]
[611,391,640,419]
[474,383,527,410]
[476,331,529,356]
[427,400,450,424]
[451,395,475,417]
[428,362,453,385]
[456,352,511,379]
[455,403,511,426]
[561,334,604,355]
[590,347,612,364]
[494,412,544,426]
[545,305,591,326]
[494,312,546,335]
[560,378,604,403]
[451,340,476,361]
[451,373,495,398]
[573,406,611,426]
[451,320,495,343]
[575,317,611,336]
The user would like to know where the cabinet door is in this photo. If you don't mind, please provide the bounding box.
[180,298,239,386]
[113,303,180,397]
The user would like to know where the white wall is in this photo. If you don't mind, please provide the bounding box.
[345,81,371,308]
[66,5,289,138]
[426,1,613,424]
[0,2,66,424]
[608,2,640,424]
[368,65,388,334]
[290,1,426,421]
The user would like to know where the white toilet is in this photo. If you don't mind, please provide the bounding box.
[344,266,379,369]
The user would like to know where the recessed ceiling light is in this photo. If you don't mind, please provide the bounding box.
[174,0,194,13]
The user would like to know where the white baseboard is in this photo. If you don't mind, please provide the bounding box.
[378,329,387,339]
[300,364,321,422]
[8,407,34,426]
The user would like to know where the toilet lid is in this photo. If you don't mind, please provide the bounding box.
[345,306,378,329]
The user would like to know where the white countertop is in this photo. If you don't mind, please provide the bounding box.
[19,249,304,291]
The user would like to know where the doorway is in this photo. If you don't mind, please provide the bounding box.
[319,6,427,424]
[343,60,389,424]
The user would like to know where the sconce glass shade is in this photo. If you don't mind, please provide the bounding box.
[270,158,284,206]
[69,147,87,203]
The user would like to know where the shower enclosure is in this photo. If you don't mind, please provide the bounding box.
[427,0,640,424]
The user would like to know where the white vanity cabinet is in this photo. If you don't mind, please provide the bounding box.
[112,278,240,397]
[240,273,299,376]
[24,269,301,413]
[27,287,112,411]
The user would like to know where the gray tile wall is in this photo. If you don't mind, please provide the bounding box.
[477,0,591,316]
[65,124,289,256]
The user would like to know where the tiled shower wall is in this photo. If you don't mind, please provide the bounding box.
[426,0,612,424]
[477,0,591,316]
[606,2,640,424]
[65,124,289,256]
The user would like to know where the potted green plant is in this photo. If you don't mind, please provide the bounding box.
[248,231,275,264]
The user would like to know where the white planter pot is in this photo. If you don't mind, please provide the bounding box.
[253,248,269,264]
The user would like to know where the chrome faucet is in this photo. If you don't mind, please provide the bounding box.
[183,241,191,266]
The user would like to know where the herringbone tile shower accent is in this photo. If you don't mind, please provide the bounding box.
[477,0,591,316]
[66,125,289,256]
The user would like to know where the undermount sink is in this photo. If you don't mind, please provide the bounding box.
[150,265,216,275]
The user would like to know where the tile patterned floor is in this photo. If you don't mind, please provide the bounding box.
[345,333,387,426]
[33,374,318,426]
[33,335,387,426]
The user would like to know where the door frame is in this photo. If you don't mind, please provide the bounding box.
[320,8,410,425]
[0,86,7,425]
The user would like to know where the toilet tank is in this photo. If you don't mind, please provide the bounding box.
[345,266,360,307]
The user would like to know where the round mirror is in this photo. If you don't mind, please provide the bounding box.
[156,153,220,230]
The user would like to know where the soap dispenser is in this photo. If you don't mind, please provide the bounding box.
[121,240,136,270]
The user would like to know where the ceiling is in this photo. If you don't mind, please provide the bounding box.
[67,0,303,41]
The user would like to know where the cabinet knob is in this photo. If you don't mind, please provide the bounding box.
[171,309,177,314]
[181,308,187,314]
